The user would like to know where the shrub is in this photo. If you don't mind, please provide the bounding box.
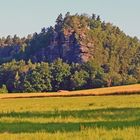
[0,85,8,94]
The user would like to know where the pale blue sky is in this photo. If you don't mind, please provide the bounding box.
[0,0,140,38]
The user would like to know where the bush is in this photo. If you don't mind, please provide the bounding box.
[0,85,8,94]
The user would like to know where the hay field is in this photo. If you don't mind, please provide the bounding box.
[0,95,140,140]
[0,84,140,99]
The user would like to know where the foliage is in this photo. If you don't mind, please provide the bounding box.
[20,63,52,92]
[70,70,89,90]
[50,59,71,91]
[0,13,140,92]
[0,85,8,94]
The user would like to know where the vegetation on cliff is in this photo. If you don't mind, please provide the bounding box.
[0,13,140,93]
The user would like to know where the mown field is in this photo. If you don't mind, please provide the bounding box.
[0,95,140,140]
[0,84,140,99]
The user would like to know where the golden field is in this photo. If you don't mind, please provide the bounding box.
[0,84,140,140]
[0,84,140,99]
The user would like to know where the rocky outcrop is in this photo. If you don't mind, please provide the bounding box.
[0,14,96,64]
[30,26,93,63]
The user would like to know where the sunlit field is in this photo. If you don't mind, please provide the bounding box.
[0,84,140,99]
[0,95,140,140]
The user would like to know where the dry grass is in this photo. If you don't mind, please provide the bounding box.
[0,84,140,99]
[0,95,140,140]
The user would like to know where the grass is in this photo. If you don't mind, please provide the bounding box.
[0,95,140,139]
[0,84,140,99]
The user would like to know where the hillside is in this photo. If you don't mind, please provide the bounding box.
[0,13,140,93]
[0,13,140,64]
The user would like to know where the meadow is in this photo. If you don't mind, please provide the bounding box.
[0,94,140,140]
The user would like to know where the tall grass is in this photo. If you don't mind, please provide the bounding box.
[0,95,140,139]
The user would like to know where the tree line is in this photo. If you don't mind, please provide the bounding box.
[0,58,139,93]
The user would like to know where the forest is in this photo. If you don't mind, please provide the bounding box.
[0,12,140,93]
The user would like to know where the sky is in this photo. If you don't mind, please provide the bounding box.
[0,0,140,38]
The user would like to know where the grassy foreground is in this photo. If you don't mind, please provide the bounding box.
[0,95,140,140]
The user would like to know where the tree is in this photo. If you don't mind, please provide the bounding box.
[97,15,101,21]
[56,13,63,24]
[41,27,46,33]
[0,85,8,94]
[65,12,70,18]
[55,13,63,32]
[21,63,52,92]
[50,59,71,91]
[131,67,140,82]
[121,74,138,85]
[0,60,27,92]
[92,13,96,20]
[104,71,122,87]
[82,60,105,88]
[70,70,89,90]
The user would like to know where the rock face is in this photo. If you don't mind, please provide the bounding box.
[0,14,98,64]
[46,31,87,63]
[0,29,93,64]
[51,34,92,63]
[1,14,140,68]
[29,26,93,64]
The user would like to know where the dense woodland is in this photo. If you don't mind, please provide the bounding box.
[0,13,140,93]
